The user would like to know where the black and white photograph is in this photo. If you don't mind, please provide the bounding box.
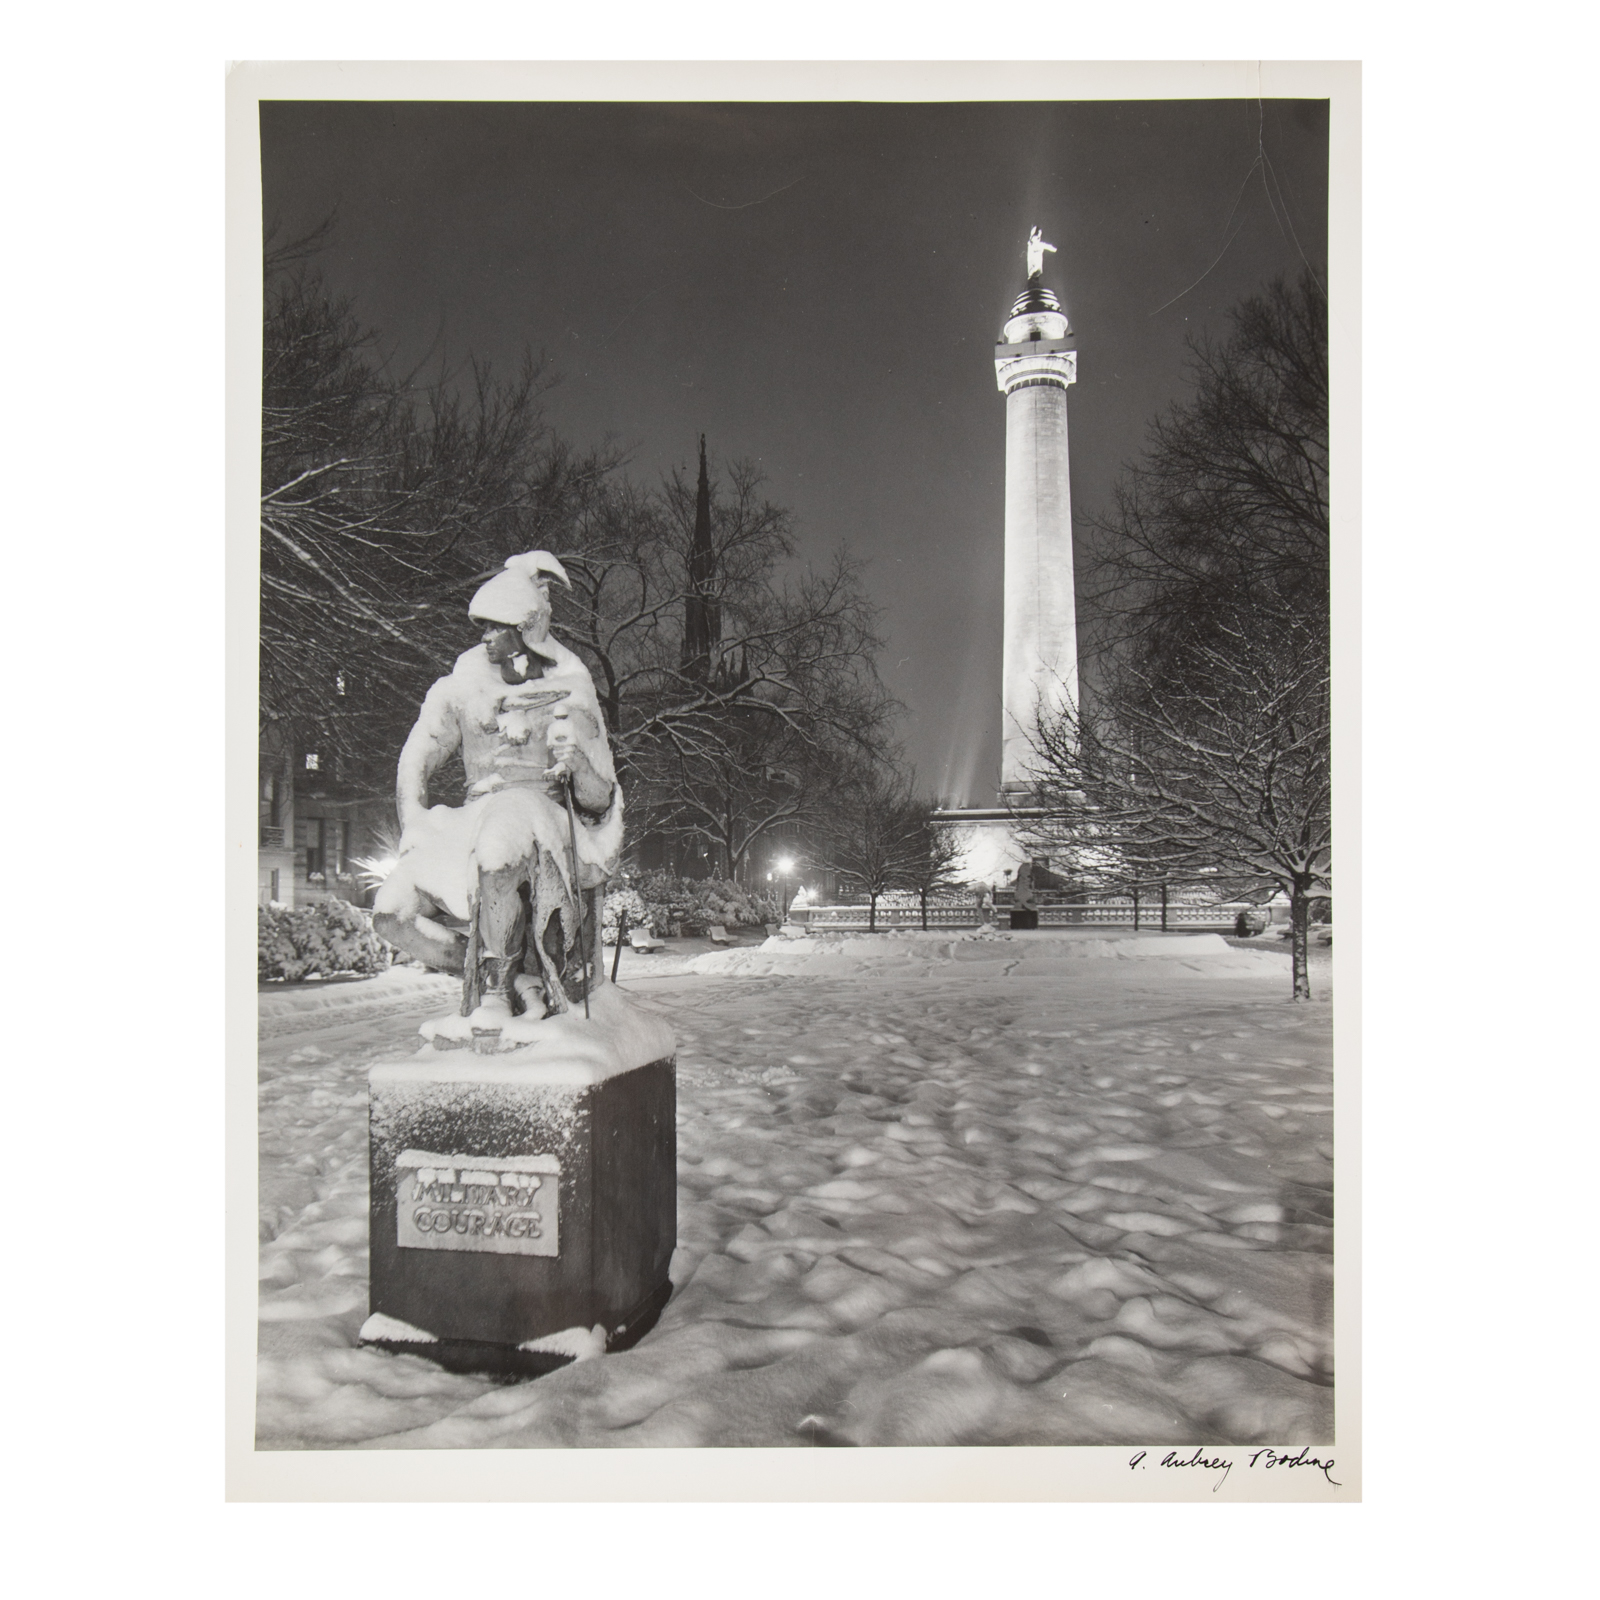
[238,61,1352,1493]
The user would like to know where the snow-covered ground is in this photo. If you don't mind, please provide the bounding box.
[257,928,1334,1449]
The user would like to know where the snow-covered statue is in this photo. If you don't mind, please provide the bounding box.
[1025,226,1057,279]
[372,552,623,1033]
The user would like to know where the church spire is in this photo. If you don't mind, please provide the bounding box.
[682,434,721,678]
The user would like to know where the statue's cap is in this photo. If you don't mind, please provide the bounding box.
[468,551,571,627]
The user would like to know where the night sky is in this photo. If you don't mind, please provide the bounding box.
[260,98,1328,806]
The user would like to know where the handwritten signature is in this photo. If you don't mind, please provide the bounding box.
[1129,1445,1341,1491]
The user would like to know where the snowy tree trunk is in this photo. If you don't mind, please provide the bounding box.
[1291,877,1312,1001]
[869,892,878,932]
[281,740,297,894]
[920,887,929,930]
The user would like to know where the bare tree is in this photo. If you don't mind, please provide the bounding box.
[260,231,897,855]
[1032,269,1331,998]
[259,230,612,794]
[647,736,852,883]
[819,772,928,932]
[1023,621,1330,999]
[549,452,897,878]
[899,798,967,930]
[1083,271,1327,680]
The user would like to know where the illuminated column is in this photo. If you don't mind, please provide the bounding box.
[994,251,1078,797]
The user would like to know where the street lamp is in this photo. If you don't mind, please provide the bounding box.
[774,854,796,921]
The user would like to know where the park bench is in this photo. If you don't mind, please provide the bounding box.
[708,925,734,945]
[628,926,666,953]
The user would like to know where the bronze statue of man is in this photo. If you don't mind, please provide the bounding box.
[1025,226,1057,280]
[372,552,622,1027]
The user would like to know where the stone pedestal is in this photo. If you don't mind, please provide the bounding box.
[1009,907,1039,930]
[359,985,676,1378]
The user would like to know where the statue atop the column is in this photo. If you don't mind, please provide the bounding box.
[1025,226,1057,280]
[372,552,623,1037]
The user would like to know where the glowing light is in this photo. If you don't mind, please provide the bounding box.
[354,854,398,891]
[775,856,795,874]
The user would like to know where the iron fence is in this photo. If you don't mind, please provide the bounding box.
[799,900,1248,932]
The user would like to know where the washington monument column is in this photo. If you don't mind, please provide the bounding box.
[994,227,1079,797]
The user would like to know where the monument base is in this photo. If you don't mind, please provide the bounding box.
[933,805,1058,888]
[360,983,677,1378]
[1009,907,1039,930]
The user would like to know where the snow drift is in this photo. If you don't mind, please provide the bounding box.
[684,927,1287,981]
[256,919,1333,1450]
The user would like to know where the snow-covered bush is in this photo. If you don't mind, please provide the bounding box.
[258,898,393,982]
[622,872,777,936]
[601,886,650,940]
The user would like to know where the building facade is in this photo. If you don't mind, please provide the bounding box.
[259,726,395,910]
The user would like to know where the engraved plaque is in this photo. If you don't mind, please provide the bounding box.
[394,1149,560,1257]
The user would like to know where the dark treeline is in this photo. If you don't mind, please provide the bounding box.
[259,222,925,885]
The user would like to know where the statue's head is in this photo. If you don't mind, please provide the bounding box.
[470,550,570,638]
[469,551,571,676]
